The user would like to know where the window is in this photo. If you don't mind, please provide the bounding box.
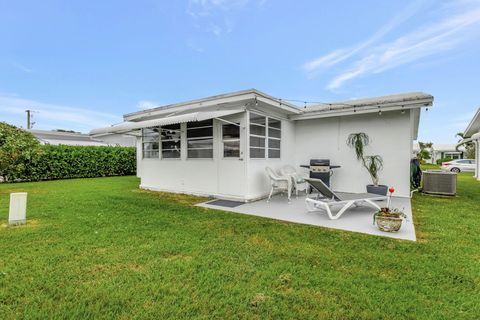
[160,124,181,159]
[222,123,240,158]
[249,112,281,159]
[142,128,159,158]
[268,118,281,158]
[187,119,213,158]
[249,113,266,158]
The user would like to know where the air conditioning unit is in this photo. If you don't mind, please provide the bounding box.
[422,170,457,196]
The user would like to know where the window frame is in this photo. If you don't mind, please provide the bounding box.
[159,124,181,160]
[186,119,214,159]
[249,112,281,159]
[267,118,281,159]
[222,122,241,159]
[249,112,267,159]
[142,127,160,159]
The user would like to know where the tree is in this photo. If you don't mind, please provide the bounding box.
[417,142,433,162]
[0,122,40,182]
[456,132,475,159]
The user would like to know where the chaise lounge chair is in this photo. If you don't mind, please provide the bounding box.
[304,178,387,220]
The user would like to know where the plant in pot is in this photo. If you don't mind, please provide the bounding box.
[374,187,407,232]
[346,132,388,195]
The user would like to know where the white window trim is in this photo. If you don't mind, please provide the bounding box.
[248,111,282,159]
[142,127,160,159]
[159,126,181,160]
[186,121,214,159]
[222,122,241,159]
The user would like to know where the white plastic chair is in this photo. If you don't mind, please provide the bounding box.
[280,165,307,197]
[265,167,292,203]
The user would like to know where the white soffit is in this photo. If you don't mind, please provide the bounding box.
[90,109,244,135]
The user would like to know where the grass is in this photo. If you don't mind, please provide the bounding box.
[0,175,479,319]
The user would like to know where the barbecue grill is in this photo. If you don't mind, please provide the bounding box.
[300,159,341,187]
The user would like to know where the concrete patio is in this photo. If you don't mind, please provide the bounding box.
[197,194,416,241]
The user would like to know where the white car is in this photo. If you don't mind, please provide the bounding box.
[441,159,475,172]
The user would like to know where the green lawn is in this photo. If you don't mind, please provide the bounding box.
[0,175,479,319]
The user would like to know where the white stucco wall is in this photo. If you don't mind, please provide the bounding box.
[294,110,413,197]
[138,109,415,199]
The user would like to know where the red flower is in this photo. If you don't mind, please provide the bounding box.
[389,187,395,193]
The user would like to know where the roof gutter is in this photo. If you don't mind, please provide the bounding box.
[124,89,300,121]
[290,98,432,120]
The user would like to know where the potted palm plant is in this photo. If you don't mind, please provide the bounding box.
[346,132,388,195]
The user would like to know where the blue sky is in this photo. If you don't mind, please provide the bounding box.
[1,0,480,143]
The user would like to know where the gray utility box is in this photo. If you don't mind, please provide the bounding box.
[9,192,27,225]
[422,170,457,196]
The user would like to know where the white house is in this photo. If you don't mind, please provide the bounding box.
[461,108,480,180]
[91,89,433,199]
[29,129,135,147]
[413,143,465,164]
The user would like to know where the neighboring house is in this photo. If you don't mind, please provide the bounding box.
[413,143,465,164]
[28,129,135,147]
[460,108,480,180]
[91,89,433,199]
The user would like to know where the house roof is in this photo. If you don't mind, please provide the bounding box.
[28,129,109,146]
[123,89,301,122]
[413,143,465,152]
[464,108,480,138]
[92,89,433,136]
[294,92,433,119]
[123,89,433,121]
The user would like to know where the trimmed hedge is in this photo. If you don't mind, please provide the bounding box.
[9,145,136,182]
[436,157,453,165]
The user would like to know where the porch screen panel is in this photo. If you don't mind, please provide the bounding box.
[142,128,159,158]
[249,113,266,158]
[268,118,281,158]
[187,119,213,158]
[222,123,240,158]
[160,124,181,159]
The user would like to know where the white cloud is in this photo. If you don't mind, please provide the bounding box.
[187,0,251,17]
[303,0,480,90]
[136,100,159,110]
[448,110,477,131]
[187,0,264,36]
[10,61,33,73]
[326,6,480,89]
[0,94,121,133]
[304,1,431,74]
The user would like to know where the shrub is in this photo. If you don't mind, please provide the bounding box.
[0,123,136,182]
[17,145,136,181]
[0,122,40,181]
[436,157,453,165]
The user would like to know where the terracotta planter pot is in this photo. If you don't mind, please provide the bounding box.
[375,215,403,232]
